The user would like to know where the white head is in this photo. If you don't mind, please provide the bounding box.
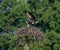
[26,12,31,18]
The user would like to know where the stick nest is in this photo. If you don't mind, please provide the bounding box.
[15,27,45,41]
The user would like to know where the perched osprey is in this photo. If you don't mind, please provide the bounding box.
[24,11,38,27]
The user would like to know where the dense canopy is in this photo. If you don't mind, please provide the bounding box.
[0,0,60,50]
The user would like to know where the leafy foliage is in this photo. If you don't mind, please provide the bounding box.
[0,0,60,50]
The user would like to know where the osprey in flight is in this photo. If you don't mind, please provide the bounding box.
[24,11,38,27]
